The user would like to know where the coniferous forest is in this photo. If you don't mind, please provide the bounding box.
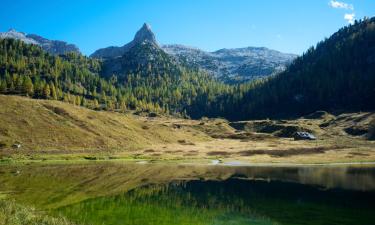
[0,17,375,120]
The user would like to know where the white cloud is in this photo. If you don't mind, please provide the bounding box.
[276,34,282,39]
[344,13,355,24]
[329,0,354,10]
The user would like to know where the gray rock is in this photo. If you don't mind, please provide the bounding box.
[91,23,158,59]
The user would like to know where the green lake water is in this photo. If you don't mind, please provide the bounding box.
[0,163,374,225]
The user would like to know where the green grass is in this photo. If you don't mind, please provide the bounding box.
[0,200,76,225]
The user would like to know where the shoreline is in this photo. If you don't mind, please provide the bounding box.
[2,157,375,168]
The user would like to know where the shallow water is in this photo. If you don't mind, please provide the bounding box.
[1,163,375,225]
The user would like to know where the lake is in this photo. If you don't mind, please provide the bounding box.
[0,162,374,225]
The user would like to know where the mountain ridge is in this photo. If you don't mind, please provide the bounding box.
[163,44,297,82]
[0,28,80,55]
[91,24,297,82]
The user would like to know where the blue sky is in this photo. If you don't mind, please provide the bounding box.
[1,0,374,55]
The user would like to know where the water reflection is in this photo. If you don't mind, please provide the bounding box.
[57,177,375,225]
[0,163,375,225]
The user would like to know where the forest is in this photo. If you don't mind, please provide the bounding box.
[0,17,374,120]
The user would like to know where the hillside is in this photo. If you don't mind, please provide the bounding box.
[0,95,374,164]
[204,17,375,120]
[0,95,211,153]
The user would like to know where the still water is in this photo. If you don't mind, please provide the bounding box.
[0,163,374,225]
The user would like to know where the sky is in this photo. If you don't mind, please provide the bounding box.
[1,0,374,56]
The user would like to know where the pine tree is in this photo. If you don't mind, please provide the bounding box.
[75,96,81,106]
[93,99,99,110]
[50,83,58,100]
[23,76,34,96]
[43,84,51,99]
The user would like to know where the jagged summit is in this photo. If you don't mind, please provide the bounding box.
[133,23,157,45]
[90,23,159,59]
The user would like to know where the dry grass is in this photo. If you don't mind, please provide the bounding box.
[0,95,375,164]
[0,95,211,154]
[0,200,76,225]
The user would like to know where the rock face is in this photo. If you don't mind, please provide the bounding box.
[0,29,80,55]
[91,23,158,59]
[163,45,297,82]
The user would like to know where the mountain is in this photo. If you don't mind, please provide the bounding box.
[0,29,80,55]
[163,45,297,83]
[203,17,375,120]
[91,23,158,59]
[97,23,182,80]
[91,24,296,82]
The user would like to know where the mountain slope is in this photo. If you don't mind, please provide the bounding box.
[0,29,80,55]
[163,45,297,83]
[213,17,375,120]
[0,95,210,152]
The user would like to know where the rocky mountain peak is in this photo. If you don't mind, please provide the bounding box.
[133,23,157,45]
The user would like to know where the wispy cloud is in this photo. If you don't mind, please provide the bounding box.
[344,13,355,24]
[329,1,355,24]
[329,0,354,10]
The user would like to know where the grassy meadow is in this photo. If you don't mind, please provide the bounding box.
[0,95,374,164]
